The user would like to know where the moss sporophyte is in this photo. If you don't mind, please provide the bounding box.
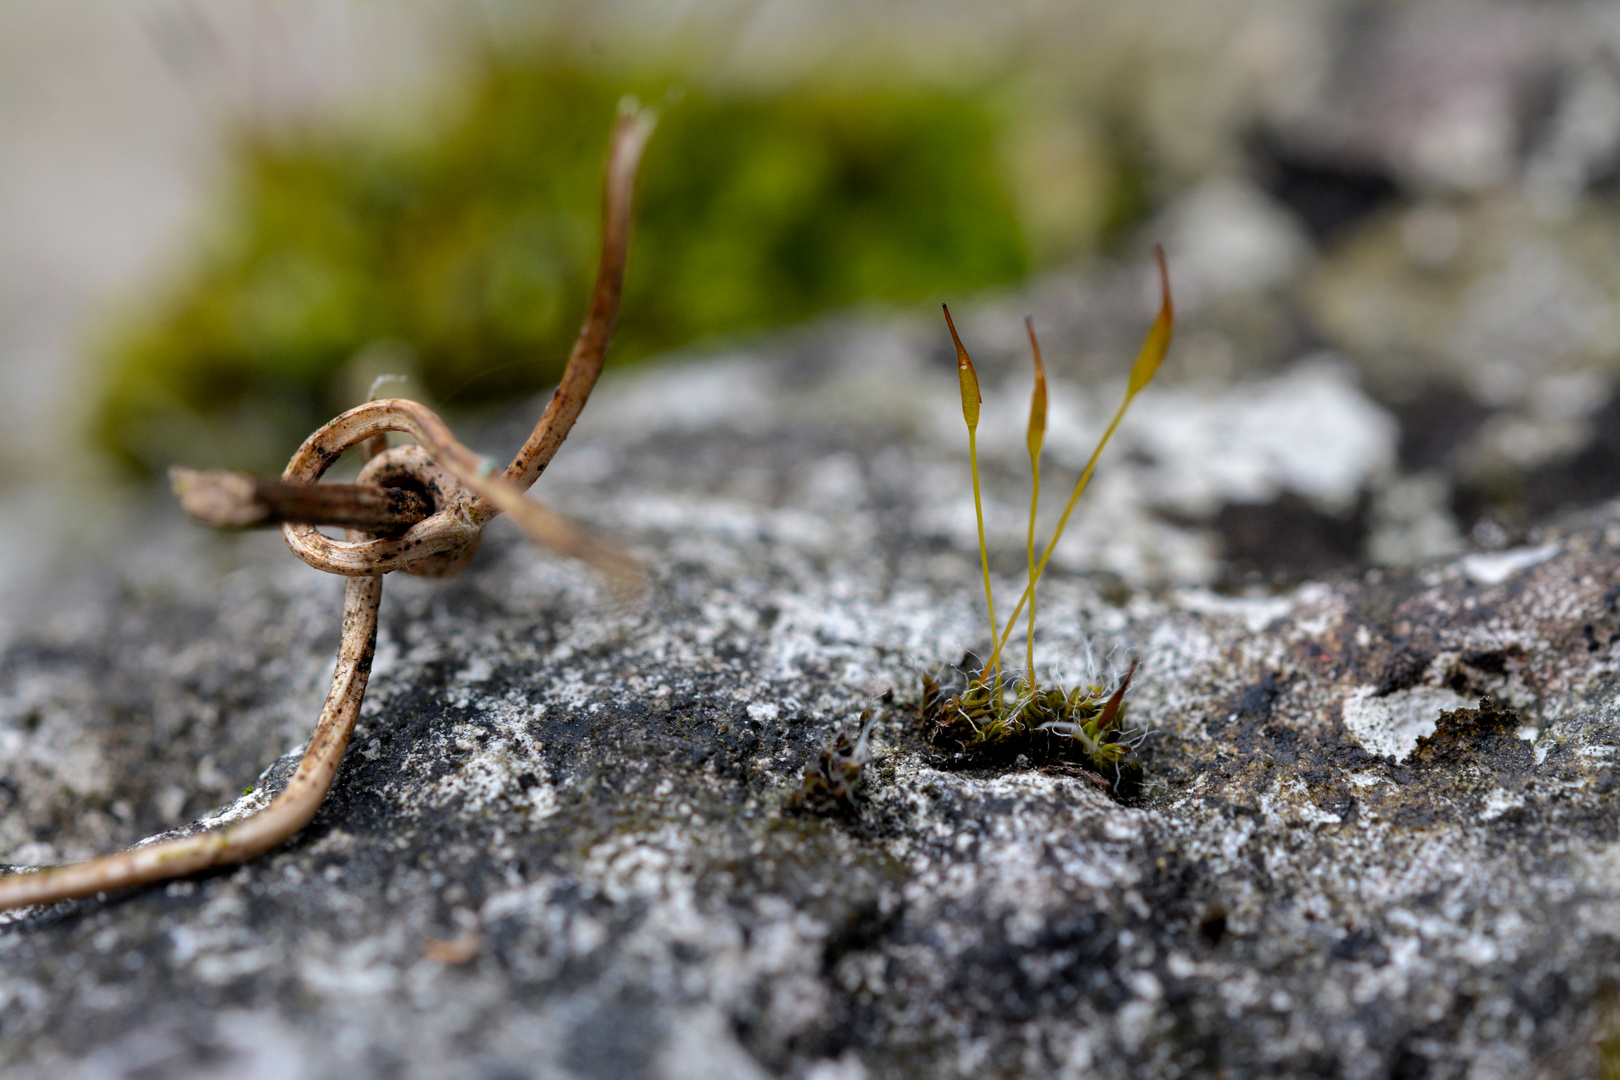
[924,248,1173,795]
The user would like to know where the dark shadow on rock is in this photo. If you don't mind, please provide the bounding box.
[1391,385,1492,474]
[1211,493,1369,587]
[1248,128,1401,246]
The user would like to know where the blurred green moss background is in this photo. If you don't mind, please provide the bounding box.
[96,53,1148,474]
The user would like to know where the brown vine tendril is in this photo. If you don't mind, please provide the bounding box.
[0,101,655,914]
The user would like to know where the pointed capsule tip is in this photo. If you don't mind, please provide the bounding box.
[1126,247,1174,398]
[1025,317,1047,458]
[1024,316,1047,382]
[944,304,982,426]
[942,304,963,350]
[1153,244,1172,319]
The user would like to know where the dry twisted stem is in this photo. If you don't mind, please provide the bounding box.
[0,102,655,914]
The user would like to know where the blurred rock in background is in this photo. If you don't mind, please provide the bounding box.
[11,1,1620,590]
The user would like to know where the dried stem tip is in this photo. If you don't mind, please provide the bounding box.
[170,467,431,531]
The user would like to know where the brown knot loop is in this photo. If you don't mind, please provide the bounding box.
[356,445,481,578]
[280,396,641,589]
[281,398,483,577]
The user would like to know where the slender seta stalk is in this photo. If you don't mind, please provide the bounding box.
[1023,317,1047,688]
[985,246,1173,675]
[942,304,999,692]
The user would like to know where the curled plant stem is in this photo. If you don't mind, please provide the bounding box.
[0,102,656,914]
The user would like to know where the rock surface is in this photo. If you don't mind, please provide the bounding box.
[3,306,1620,1080]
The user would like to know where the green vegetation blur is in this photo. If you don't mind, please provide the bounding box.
[97,56,1143,473]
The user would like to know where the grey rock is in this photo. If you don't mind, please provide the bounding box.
[3,313,1620,1080]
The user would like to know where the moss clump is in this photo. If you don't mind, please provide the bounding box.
[786,711,875,816]
[920,662,1143,798]
[96,57,1037,473]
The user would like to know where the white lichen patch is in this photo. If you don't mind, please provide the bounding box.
[193,784,274,830]
[1478,789,1526,821]
[1461,544,1561,586]
[1261,778,1342,827]
[1341,685,1475,759]
[411,721,556,822]
[1128,358,1397,517]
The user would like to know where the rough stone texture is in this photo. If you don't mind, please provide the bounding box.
[3,306,1620,1080]
[16,4,1620,1076]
